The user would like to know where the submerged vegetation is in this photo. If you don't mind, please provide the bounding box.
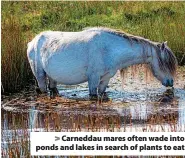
[1,1,185,93]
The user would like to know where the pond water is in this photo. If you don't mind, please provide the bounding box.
[1,66,185,157]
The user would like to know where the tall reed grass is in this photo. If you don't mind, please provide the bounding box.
[1,16,32,93]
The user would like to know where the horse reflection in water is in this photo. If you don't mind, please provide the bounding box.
[27,27,177,99]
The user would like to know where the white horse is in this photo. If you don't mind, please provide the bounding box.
[27,27,177,98]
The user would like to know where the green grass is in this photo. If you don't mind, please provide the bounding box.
[1,1,185,93]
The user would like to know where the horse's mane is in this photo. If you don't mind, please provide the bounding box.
[83,27,159,47]
[84,27,177,76]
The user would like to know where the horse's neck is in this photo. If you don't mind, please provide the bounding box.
[113,40,153,70]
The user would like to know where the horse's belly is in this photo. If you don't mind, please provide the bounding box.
[44,57,88,85]
[54,70,88,85]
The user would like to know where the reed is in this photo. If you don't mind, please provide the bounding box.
[1,16,32,93]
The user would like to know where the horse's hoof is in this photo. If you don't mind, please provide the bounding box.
[89,94,98,101]
[35,87,48,98]
[35,87,42,95]
[50,92,59,99]
[102,96,110,102]
[49,87,59,99]
[99,92,110,102]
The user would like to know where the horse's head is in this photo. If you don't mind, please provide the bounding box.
[149,41,177,87]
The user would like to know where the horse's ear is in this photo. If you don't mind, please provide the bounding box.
[161,41,168,60]
[161,41,167,51]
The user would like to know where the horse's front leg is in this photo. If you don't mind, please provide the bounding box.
[98,79,110,95]
[48,77,59,99]
[88,74,100,100]
[98,79,110,101]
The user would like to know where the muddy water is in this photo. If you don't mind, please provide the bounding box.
[1,66,185,157]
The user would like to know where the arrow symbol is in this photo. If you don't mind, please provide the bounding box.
[55,136,60,141]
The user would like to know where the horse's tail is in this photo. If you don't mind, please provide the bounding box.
[27,34,46,62]
[27,33,47,92]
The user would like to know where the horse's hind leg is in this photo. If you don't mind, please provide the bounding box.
[35,70,47,95]
[48,77,59,98]
[27,36,47,96]
[31,62,47,94]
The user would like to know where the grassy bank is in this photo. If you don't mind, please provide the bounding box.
[1,1,185,93]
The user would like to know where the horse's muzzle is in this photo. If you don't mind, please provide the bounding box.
[163,79,173,87]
